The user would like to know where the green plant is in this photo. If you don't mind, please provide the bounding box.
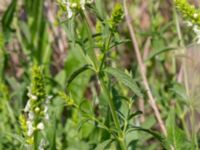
[1,0,200,149]
[55,1,167,149]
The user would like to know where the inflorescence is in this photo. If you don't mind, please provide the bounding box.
[19,66,51,149]
[58,0,94,18]
[175,0,200,43]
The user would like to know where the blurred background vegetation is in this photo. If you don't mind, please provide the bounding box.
[1,0,200,149]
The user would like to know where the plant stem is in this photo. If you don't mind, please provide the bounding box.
[177,103,190,139]
[191,106,199,150]
[173,6,189,96]
[34,131,38,150]
[99,33,112,71]
[98,74,127,150]
[83,6,127,149]
[123,0,167,136]
[99,75,120,129]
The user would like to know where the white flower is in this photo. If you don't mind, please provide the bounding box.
[67,4,73,18]
[186,21,193,27]
[194,13,198,18]
[71,2,78,8]
[24,101,31,112]
[44,106,48,113]
[31,95,37,100]
[86,0,93,4]
[43,106,49,120]
[38,139,46,150]
[28,111,34,120]
[192,25,200,44]
[197,38,200,44]
[27,120,34,136]
[27,92,31,97]
[35,107,40,112]
[193,25,200,34]
[37,122,45,130]
[45,96,52,104]
[62,1,73,18]
[61,0,94,19]
[80,0,86,10]
[45,114,49,120]
[196,34,200,44]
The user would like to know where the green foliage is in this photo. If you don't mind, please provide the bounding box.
[166,109,192,150]
[1,0,199,149]
[105,67,142,97]
[1,0,17,37]
[59,91,76,107]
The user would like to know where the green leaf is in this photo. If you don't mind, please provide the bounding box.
[79,99,94,115]
[166,109,192,150]
[104,67,142,97]
[109,39,131,49]
[128,111,143,121]
[47,115,56,150]
[0,36,6,80]
[2,0,17,36]
[128,140,138,150]
[95,139,114,150]
[66,64,92,89]
[170,83,188,102]
[1,132,24,144]
[145,47,176,61]
[127,126,168,149]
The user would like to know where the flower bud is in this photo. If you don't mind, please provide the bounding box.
[37,122,44,130]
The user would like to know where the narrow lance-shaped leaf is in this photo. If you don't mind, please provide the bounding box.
[166,109,192,150]
[2,0,17,34]
[145,47,175,61]
[127,126,169,149]
[104,67,142,97]
[95,139,114,150]
[65,64,92,89]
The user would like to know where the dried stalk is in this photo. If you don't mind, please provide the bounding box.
[123,0,167,136]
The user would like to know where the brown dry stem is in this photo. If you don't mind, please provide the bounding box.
[123,0,167,136]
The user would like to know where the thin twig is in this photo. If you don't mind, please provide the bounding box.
[143,37,151,61]
[123,0,167,136]
[177,65,183,83]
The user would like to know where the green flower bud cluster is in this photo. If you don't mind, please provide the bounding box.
[109,3,124,31]
[19,114,34,144]
[59,91,76,107]
[19,66,49,147]
[175,0,200,43]
[29,66,46,105]
[175,0,200,26]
